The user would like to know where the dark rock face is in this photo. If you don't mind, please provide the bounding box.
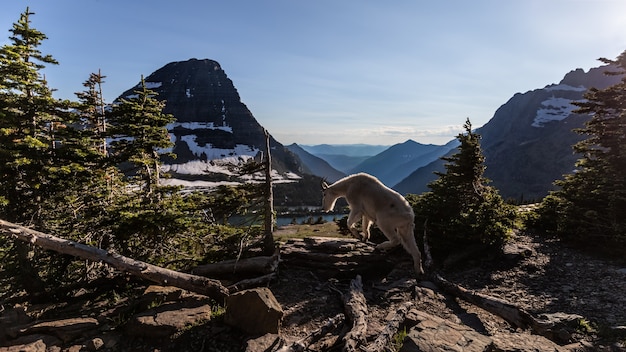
[395,65,624,201]
[117,58,303,175]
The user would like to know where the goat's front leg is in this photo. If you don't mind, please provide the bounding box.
[361,215,373,242]
[347,210,363,240]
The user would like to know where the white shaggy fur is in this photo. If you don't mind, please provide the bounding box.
[322,173,424,275]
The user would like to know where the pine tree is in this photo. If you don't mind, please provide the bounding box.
[106,76,175,197]
[0,7,74,224]
[410,119,516,260]
[540,51,626,251]
[0,8,79,293]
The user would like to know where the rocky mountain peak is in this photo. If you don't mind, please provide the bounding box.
[116,58,306,189]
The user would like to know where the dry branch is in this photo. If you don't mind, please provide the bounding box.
[431,273,558,340]
[422,226,560,340]
[0,219,229,303]
[227,273,277,293]
[342,275,368,352]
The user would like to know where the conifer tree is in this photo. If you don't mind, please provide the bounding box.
[0,8,79,293]
[410,119,516,260]
[0,7,74,225]
[106,76,175,197]
[539,51,626,251]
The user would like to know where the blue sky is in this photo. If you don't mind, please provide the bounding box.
[2,1,626,146]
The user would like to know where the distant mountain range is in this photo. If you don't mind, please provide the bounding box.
[298,144,389,173]
[114,58,625,206]
[395,65,624,201]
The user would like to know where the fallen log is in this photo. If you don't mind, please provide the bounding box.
[432,274,560,341]
[342,275,368,352]
[422,226,557,342]
[0,220,229,303]
[364,301,413,352]
[192,248,280,277]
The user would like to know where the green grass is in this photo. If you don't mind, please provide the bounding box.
[274,221,344,242]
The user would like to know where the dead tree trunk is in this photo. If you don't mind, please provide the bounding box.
[263,128,275,255]
[0,220,229,303]
[342,275,368,352]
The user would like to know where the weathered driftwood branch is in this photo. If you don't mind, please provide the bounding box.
[364,301,413,352]
[431,274,558,340]
[227,273,277,293]
[192,248,280,277]
[277,313,345,352]
[0,219,229,303]
[422,225,557,341]
[342,275,368,352]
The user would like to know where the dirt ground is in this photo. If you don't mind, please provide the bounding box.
[1,223,625,351]
[269,228,626,351]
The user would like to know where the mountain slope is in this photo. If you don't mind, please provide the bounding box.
[286,144,345,182]
[116,58,305,179]
[300,144,389,173]
[395,65,624,200]
[114,58,328,205]
[349,140,455,187]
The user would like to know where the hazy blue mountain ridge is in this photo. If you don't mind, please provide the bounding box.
[286,144,346,182]
[395,64,624,201]
[348,140,455,186]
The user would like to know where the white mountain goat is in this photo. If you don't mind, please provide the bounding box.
[322,173,424,275]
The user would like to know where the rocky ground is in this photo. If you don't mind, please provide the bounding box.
[1,224,625,351]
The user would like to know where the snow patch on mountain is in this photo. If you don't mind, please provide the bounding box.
[168,122,233,133]
[144,81,162,89]
[178,137,260,160]
[545,84,586,92]
[532,96,585,128]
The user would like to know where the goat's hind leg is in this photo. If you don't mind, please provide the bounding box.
[374,220,400,252]
[398,222,424,275]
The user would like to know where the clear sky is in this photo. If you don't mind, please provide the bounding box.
[2,1,626,146]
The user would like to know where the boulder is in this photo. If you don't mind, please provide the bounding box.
[0,334,59,352]
[491,332,567,352]
[126,299,211,338]
[402,309,567,352]
[244,333,283,352]
[7,317,98,343]
[225,287,283,335]
[401,309,492,352]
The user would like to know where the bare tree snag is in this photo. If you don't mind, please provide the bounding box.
[422,220,434,272]
[0,220,229,303]
[342,275,368,352]
[263,128,274,255]
[364,301,413,352]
